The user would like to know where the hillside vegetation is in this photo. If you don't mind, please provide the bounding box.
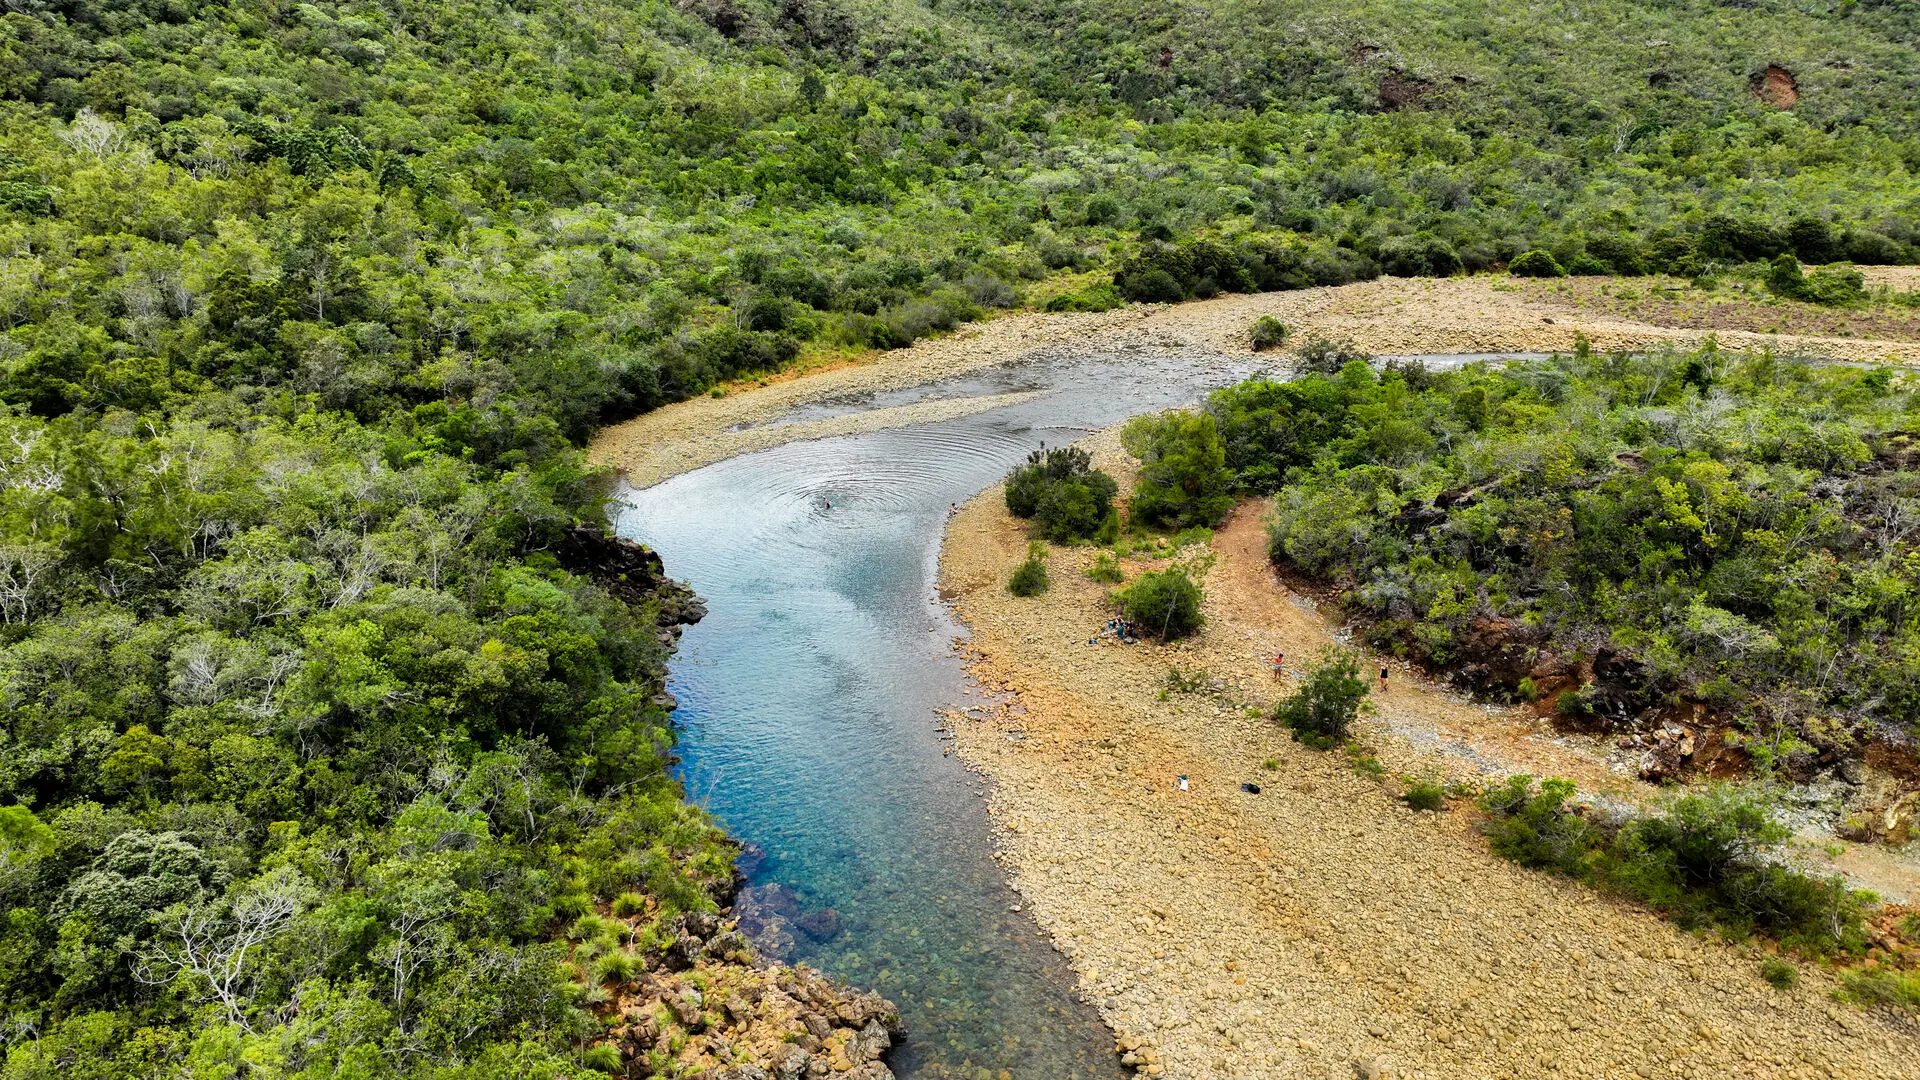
[2,0,1920,1074]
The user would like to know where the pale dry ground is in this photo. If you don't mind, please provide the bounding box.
[588,273,1920,484]
[937,470,1920,1080]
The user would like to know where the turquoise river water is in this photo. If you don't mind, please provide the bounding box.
[612,348,1525,1079]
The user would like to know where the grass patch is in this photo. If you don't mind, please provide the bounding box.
[1759,956,1798,989]
[1085,551,1124,583]
[1402,779,1447,811]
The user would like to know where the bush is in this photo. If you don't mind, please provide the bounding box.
[1759,957,1798,989]
[1478,775,1603,872]
[1003,446,1120,542]
[1508,250,1566,277]
[1609,786,1865,947]
[1583,234,1647,275]
[1403,779,1447,811]
[1085,552,1124,583]
[1120,411,1235,529]
[1008,541,1050,596]
[1375,231,1463,277]
[1838,968,1920,1012]
[1115,567,1204,639]
[1249,315,1291,351]
[1116,266,1186,303]
[1480,778,1868,953]
[1045,283,1125,312]
[1272,647,1370,748]
[1803,263,1867,307]
[1294,335,1372,374]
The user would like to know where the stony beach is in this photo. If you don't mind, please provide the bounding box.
[938,476,1920,1080]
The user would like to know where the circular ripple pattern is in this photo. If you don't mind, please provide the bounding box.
[614,350,1534,1078]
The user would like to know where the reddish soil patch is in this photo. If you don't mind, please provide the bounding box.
[1752,64,1799,108]
[1377,70,1431,110]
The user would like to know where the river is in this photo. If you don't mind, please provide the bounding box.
[611,347,1524,1078]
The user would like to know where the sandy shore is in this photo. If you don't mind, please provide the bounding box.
[937,466,1920,1080]
[590,273,1920,487]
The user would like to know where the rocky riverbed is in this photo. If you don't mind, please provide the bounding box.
[590,274,1920,1080]
[935,452,1920,1080]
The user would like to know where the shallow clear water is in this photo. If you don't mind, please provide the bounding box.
[612,348,1541,1078]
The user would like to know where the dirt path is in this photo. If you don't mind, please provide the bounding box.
[937,478,1920,1080]
[588,274,1920,487]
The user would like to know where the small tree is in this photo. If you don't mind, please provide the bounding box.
[1272,647,1369,747]
[1121,411,1234,529]
[1004,446,1119,542]
[1116,567,1203,639]
[1008,542,1050,596]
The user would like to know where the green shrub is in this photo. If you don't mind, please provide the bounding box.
[1838,968,1920,1012]
[1272,647,1370,748]
[1478,775,1603,872]
[1116,567,1204,639]
[1085,552,1124,583]
[1565,252,1611,276]
[1480,778,1868,953]
[1009,542,1051,596]
[1376,231,1463,277]
[1294,336,1373,374]
[611,892,648,917]
[1803,263,1867,307]
[1250,315,1291,351]
[1509,250,1566,277]
[1004,446,1120,542]
[1403,779,1447,811]
[1164,665,1208,693]
[1766,253,1808,300]
[1117,266,1186,303]
[1045,283,1125,312]
[1121,411,1235,529]
[1759,957,1798,989]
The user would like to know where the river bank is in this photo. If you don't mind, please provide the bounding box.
[589,272,1920,484]
[935,450,1920,1079]
[594,274,1920,1080]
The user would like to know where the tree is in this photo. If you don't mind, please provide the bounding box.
[1272,648,1369,747]
[135,868,314,1032]
[1115,567,1204,639]
[1121,411,1234,528]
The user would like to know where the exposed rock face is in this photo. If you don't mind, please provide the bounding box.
[556,524,709,632]
[591,912,902,1079]
[597,956,901,1079]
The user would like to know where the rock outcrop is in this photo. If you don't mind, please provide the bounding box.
[592,919,903,1080]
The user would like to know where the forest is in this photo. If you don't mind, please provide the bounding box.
[2,0,1919,1073]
